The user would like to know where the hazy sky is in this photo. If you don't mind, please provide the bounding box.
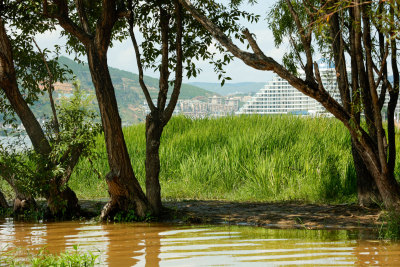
[35,1,285,84]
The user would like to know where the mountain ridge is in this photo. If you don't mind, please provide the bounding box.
[56,56,217,123]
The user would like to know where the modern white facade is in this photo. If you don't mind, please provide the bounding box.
[237,65,342,115]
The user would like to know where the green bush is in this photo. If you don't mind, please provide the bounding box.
[0,245,100,266]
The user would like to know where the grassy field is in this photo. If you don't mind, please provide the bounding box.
[67,115,368,204]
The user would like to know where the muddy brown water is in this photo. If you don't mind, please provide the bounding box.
[1,219,400,266]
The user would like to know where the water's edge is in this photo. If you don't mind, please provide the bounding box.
[1,219,399,266]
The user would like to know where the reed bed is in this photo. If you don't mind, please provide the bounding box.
[69,115,366,203]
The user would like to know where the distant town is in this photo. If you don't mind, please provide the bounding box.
[144,95,252,119]
[3,62,400,134]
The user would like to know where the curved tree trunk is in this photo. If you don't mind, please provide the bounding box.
[352,142,382,206]
[145,113,163,215]
[86,47,151,220]
[178,0,400,211]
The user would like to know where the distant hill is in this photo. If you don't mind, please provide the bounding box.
[53,57,217,124]
[189,82,266,96]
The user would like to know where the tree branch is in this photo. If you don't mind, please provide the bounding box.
[32,38,60,135]
[127,7,156,112]
[285,0,313,81]
[74,0,92,35]
[0,18,52,155]
[157,5,170,112]
[164,0,183,123]
[313,62,325,92]
[288,32,305,70]
[178,0,384,174]
[60,144,84,185]
[362,2,387,173]
[242,29,265,56]
[328,7,351,112]
[387,3,399,174]
[95,0,118,55]
[42,0,92,45]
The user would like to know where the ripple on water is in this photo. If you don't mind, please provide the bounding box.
[0,220,400,266]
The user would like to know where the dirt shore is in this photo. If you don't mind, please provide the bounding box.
[81,200,383,230]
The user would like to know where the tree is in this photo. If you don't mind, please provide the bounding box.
[267,0,383,205]
[0,2,99,217]
[127,0,247,214]
[41,0,152,219]
[41,0,251,219]
[128,0,184,215]
[179,0,400,210]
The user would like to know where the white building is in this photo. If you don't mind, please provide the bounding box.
[237,62,340,115]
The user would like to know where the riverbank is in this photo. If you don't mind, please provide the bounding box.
[0,116,393,229]
[79,199,382,230]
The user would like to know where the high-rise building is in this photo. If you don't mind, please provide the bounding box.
[236,62,340,115]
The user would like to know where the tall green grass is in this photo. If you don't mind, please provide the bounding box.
[69,115,361,203]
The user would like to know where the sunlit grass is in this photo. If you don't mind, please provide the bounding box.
[0,245,100,266]
[69,115,365,203]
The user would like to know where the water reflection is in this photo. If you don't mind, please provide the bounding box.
[1,220,400,266]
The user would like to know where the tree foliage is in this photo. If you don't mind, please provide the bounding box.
[0,1,71,126]
[0,81,100,203]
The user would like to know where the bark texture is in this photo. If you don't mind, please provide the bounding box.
[352,143,381,206]
[145,113,163,215]
[87,47,150,219]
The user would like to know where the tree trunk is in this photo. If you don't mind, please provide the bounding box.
[351,141,382,206]
[46,184,79,218]
[86,46,151,220]
[373,171,400,210]
[356,143,400,210]
[0,190,8,209]
[145,113,163,215]
[0,21,51,155]
[0,171,37,214]
[13,191,37,214]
